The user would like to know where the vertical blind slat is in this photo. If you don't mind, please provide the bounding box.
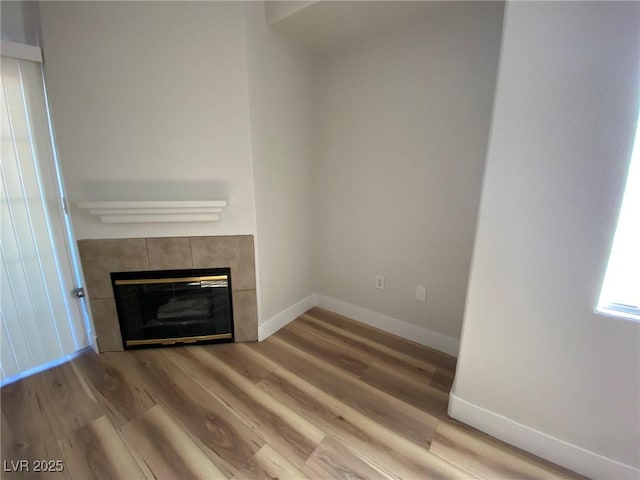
[0,310,20,378]
[0,248,37,369]
[1,54,88,383]
[18,60,79,351]
[1,66,49,365]
[16,60,68,354]
[2,58,61,362]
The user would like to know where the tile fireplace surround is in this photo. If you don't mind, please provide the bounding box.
[78,235,258,351]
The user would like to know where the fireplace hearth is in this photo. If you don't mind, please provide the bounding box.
[111,267,234,349]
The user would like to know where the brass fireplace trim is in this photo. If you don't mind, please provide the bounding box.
[115,275,228,286]
[126,332,232,347]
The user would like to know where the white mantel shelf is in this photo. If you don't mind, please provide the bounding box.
[77,201,227,223]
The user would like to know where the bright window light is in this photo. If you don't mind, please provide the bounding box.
[597,111,640,322]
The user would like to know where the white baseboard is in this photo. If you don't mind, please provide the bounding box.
[258,294,318,341]
[448,393,640,479]
[258,293,460,357]
[315,295,460,356]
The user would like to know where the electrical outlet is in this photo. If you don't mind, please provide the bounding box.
[416,285,427,302]
[376,274,385,290]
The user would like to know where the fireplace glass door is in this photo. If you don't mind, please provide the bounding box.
[111,268,233,348]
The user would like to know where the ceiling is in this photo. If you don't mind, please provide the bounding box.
[266,1,451,55]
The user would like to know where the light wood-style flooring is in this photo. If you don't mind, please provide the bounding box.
[1,307,585,479]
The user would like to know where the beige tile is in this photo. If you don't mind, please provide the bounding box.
[233,290,258,342]
[78,239,149,298]
[191,236,256,290]
[146,237,193,270]
[90,298,124,351]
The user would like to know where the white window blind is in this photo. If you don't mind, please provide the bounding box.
[1,50,88,383]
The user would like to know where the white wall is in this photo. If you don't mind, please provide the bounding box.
[38,1,256,240]
[265,1,317,25]
[451,2,640,478]
[314,2,504,341]
[1,1,40,46]
[244,3,316,324]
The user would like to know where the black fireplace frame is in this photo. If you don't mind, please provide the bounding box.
[110,267,234,350]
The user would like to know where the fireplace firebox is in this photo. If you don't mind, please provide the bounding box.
[111,268,234,349]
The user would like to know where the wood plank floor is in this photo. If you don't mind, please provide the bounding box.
[1,307,586,479]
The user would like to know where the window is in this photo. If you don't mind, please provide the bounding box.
[597,111,640,321]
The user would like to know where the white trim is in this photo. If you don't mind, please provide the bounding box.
[595,305,640,323]
[0,41,42,63]
[77,201,226,209]
[257,293,460,356]
[448,393,640,480]
[315,295,460,356]
[99,213,220,223]
[77,200,227,224]
[258,294,319,340]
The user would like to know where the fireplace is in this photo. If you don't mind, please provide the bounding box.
[111,267,234,349]
[77,236,257,351]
